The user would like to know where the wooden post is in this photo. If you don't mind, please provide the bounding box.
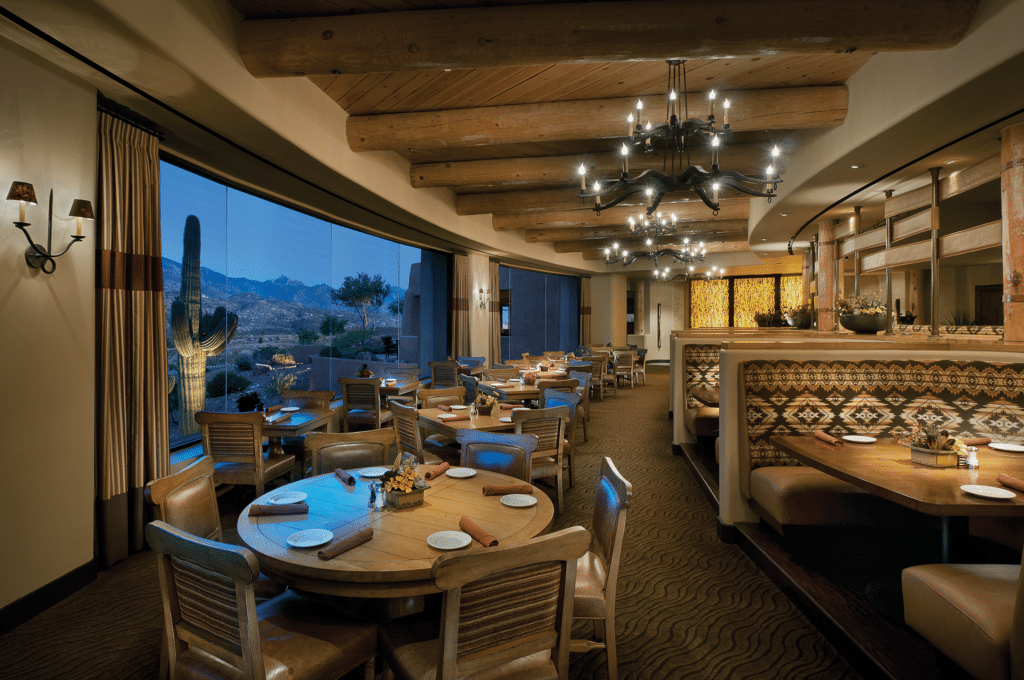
[833,219,845,319]
[929,167,941,338]
[801,251,811,304]
[1002,123,1024,342]
[884,190,894,335]
[852,206,862,297]
[817,221,837,332]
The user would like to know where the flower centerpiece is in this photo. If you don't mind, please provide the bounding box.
[523,371,537,386]
[899,422,964,468]
[382,465,424,508]
[753,310,784,327]
[836,294,888,334]
[784,303,813,329]
[474,393,497,416]
[356,363,374,378]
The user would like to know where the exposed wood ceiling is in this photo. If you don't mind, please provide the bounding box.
[228,0,979,270]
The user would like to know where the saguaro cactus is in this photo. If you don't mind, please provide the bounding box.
[171,215,238,435]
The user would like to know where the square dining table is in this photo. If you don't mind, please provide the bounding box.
[262,402,344,456]
[418,407,518,440]
[479,380,540,402]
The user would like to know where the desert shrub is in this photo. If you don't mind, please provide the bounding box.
[271,353,296,366]
[296,328,318,344]
[269,373,298,395]
[319,344,358,359]
[253,345,281,363]
[206,371,252,398]
[234,352,253,371]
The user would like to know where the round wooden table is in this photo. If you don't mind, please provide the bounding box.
[237,468,554,597]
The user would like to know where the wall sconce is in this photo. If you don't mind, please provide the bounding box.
[478,288,490,309]
[8,181,93,274]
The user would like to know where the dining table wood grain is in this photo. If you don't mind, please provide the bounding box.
[236,468,554,597]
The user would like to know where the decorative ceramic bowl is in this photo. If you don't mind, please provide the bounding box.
[839,313,887,334]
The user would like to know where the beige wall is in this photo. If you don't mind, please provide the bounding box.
[590,274,627,346]
[0,38,97,608]
[467,251,492,363]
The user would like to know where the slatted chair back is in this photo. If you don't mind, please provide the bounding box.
[429,526,591,679]
[146,521,264,679]
[279,389,334,411]
[542,351,565,360]
[457,356,485,368]
[592,457,632,590]
[418,386,466,409]
[389,400,426,464]
[458,374,479,403]
[455,430,539,483]
[195,411,269,487]
[483,366,519,381]
[429,360,460,389]
[145,456,222,542]
[513,406,568,459]
[613,351,635,375]
[338,377,388,432]
[305,429,396,475]
[522,353,545,364]
[569,370,592,406]
[543,389,580,429]
[537,378,579,408]
[580,356,606,395]
[504,359,529,368]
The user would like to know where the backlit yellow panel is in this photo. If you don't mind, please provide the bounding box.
[734,277,775,327]
[690,279,729,328]
[781,275,803,311]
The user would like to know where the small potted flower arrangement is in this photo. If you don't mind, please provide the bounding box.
[836,294,888,334]
[784,303,813,329]
[382,465,424,508]
[899,422,964,468]
[523,371,537,386]
[474,393,497,416]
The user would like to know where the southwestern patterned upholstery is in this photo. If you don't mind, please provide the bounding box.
[683,344,721,439]
[740,359,1024,531]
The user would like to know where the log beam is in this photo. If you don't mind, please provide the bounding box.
[457,184,752,216]
[239,1,976,77]
[536,220,749,245]
[493,200,750,231]
[414,144,774,191]
[582,240,750,260]
[348,87,847,152]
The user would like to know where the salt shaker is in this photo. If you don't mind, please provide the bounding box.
[966,446,980,470]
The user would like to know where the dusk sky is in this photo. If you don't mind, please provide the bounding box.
[160,162,420,289]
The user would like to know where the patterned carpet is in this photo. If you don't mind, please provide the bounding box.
[0,366,859,679]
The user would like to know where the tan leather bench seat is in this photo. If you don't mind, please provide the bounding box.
[684,406,719,439]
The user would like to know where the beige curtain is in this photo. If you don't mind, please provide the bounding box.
[489,260,501,364]
[451,253,470,358]
[580,276,592,347]
[96,112,169,568]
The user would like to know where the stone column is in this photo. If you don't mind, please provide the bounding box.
[816,220,837,331]
[801,251,811,304]
[1003,122,1024,342]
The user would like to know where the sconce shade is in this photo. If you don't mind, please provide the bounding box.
[7,181,37,204]
[69,199,95,220]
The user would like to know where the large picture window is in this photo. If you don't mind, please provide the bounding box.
[161,160,448,448]
[499,265,580,359]
[690,274,801,328]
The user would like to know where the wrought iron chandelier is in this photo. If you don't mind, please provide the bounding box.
[603,210,707,268]
[577,60,782,216]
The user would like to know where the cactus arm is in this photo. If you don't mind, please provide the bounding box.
[199,309,238,355]
[171,299,198,357]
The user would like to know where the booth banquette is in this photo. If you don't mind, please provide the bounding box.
[718,342,1024,536]
[682,343,721,443]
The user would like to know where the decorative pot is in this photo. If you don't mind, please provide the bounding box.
[839,313,887,335]
[905,445,959,468]
[386,488,424,509]
[477,404,494,416]
[786,312,812,329]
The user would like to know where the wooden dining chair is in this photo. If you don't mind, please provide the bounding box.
[543,388,581,489]
[428,360,460,389]
[581,356,608,400]
[458,373,479,403]
[522,353,545,364]
[571,457,633,680]
[146,520,379,680]
[568,369,592,442]
[457,355,485,367]
[537,378,579,407]
[632,350,647,386]
[455,430,539,483]
[278,388,336,472]
[390,400,456,466]
[378,526,591,680]
[483,366,519,381]
[383,368,421,405]
[417,385,466,409]
[613,351,635,388]
[602,355,622,397]
[305,429,396,475]
[338,376,393,432]
[514,405,569,513]
[195,411,297,498]
[543,350,566,360]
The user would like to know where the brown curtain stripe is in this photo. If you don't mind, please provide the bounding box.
[97,250,164,291]
[489,261,501,365]
[451,253,470,358]
[96,111,169,569]
[580,277,592,347]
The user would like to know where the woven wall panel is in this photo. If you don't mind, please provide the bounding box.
[684,345,720,408]
[733,277,775,328]
[690,279,729,328]
[780,275,802,311]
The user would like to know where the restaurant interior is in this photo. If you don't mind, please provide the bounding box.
[3,1,1024,679]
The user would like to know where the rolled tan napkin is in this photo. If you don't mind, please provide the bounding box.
[438,413,471,422]
[499,403,517,411]
[813,430,843,447]
[423,462,450,480]
[265,404,282,415]
[962,437,992,446]
[460,516,497,547]
[438,404,452,412]
[482,484,534,496]
[334,469,356,486]
[997,474,1024,494]
[249,502,308,516]
[318,527,374,560]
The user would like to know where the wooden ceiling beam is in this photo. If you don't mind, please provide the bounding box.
[582,240,751,260]
[457,184,753,216]
[493,200,750,231]
[535,220,749,245]
[348,87,847,152]
[239,1,976,77]
[414,144,775,191]
[553,229,749,252]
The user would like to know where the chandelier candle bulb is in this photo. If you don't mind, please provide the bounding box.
[708,90,716,118]
[723,99,730,126]
[621,143,629,174]
[711,135,720,167]
[578,164,586,191]
[627,112,634,136]
[594,181,601,208]
[646,187,653,207]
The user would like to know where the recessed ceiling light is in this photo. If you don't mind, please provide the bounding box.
[945,159,956,164]
[780,213,788,217]
[849,164,860,169]
[761,238,767,241]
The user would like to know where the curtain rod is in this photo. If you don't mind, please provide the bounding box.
[491,258,590,278]
[97,93,165,140]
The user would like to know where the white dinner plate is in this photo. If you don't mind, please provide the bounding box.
[990,443,1024,453]
[960,484,1017,500]
[286,529,334,548]
[427,531,472,550]
[358,467,389,478]
[446,467,476,478]
[499,416,513,423]
[512,407,531,411]
[268,491,307,505]
[509,378,522,383]
[280,406,300,412]
[842,435,877,444]
[450,405,468,410]
[500,494,538,508]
